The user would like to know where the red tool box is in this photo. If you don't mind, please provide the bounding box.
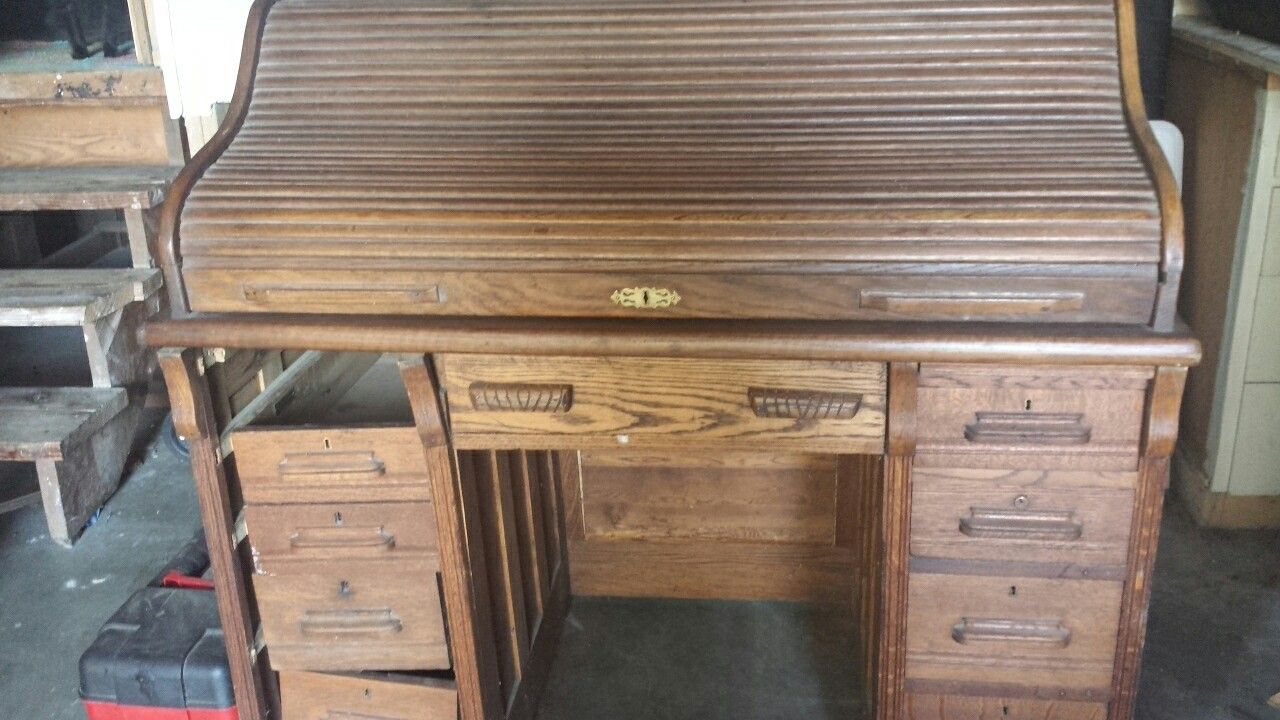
[79,534,238,720]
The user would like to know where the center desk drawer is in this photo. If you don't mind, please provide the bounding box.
[245,502,447,672]
[907,573,1123,699]
[916,365,1152,471]
[438,355,887,452]
[233,426,430,504]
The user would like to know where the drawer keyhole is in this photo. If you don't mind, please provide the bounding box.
[333,512,344,527]
[323,437,332,449]
[339,580,352,597]
[1024,399,1033,411]
[1009,585,1018,597]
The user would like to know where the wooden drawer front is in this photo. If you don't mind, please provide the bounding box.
[907,573,1122,697]
[916,365,1151,471]
[906,693,1107,720]
[911,468,1136,567]
[234,426,429,504]
[185,267,1155,324]
[255,557,449,671]
[440,355,886,453]
[245,502,437,571]
[280,670,457,720]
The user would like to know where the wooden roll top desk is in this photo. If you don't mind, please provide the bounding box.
[148,1,1201,719]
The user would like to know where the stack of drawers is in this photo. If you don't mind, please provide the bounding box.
[234,361,458,718]
[905,364,1152,718]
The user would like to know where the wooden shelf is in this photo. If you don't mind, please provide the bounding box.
[0,268,161,326]
[0,166,176,211]
[0,386,127,461]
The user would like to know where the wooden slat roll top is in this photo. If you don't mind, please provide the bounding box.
[176,0,1170,323]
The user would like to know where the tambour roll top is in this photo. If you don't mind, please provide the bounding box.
[171,0,1179,326]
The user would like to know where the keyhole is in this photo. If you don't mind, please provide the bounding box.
[1009,585,1018,596]
[1024,399,1033,411]
[363,688,372,699]
[339,580,351,596]
[334,512,344,527]
[323,437,332,449]
[1002,706,1010,716]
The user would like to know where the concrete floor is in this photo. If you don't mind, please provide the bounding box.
[0,422,1276,720]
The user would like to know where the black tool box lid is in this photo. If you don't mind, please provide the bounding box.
[79,587,234,710]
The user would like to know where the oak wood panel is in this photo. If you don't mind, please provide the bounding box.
[279,671,457,720]
[182,267,1157,324]
[233,426,430,504]
[253,555,449,672]
[440,355,886,452]
[568,536,854,603]
[511,452,551,621]
[906,573,1124,697]
[911,468,1136,567]
[244,501,437,567]
[916,365,1151,470]
[470,450,532,703]
[905,693,1107,720]
[577,450,840,544]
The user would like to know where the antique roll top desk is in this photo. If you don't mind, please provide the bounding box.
[148,1,1201,719]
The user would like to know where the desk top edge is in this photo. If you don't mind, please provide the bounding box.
[146,314,1202,367]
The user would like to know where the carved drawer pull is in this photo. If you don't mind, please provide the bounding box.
[964,411,1091,445]
[289,526,396,552]
[952,618,1072,647]
[747,388,863,419]
[242,285,441,306]
[299,608,403,635]
[860,289,1085,316]
[959,507,1083,541]
[277,451,387,479]
[469,382,574,412]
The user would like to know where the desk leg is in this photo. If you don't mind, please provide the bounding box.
[876,363,918,720]
[158,348,273,720]
[1110,366,1188,720]
[402,356,512,720]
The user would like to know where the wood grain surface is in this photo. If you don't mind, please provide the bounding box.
[916,365,1150,470]
[911,468,1136,567]
[279,670,457,720]
[906,573,1123,697]
[164,0,1173,325]
[905,693,1107,720]
[440,355,885,452]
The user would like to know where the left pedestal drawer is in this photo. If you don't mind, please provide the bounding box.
[252,553,449,672]
[280,670,457,720]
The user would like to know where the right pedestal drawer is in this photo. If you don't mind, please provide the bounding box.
[910,468,1137,567]
[915,364,1153,471]
[906,573,1123,699]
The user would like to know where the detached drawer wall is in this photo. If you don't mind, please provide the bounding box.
[1168,17,1280,527]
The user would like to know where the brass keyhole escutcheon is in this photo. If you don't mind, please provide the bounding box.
[611,287,681,309]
